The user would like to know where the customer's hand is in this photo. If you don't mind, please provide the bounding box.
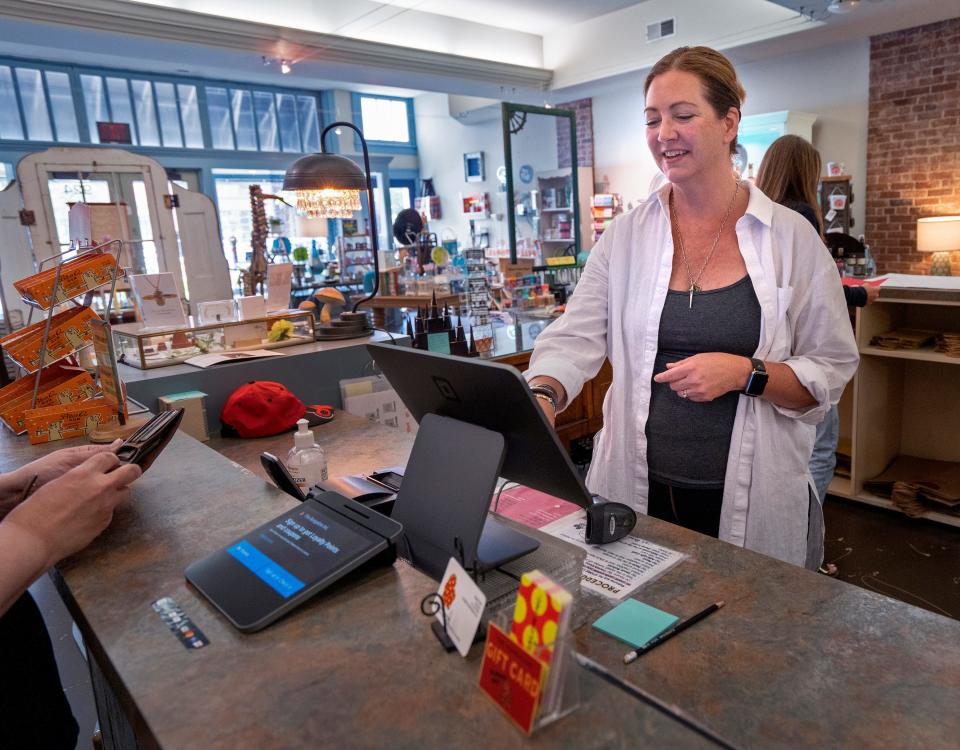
[8,440,122,494]
[654,353,752,402]
[865,284,880,304]
[3,451,141,570]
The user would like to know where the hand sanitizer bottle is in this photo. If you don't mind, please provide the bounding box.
[286,418,328,495]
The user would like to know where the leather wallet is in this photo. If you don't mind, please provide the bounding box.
[115,408,184,472]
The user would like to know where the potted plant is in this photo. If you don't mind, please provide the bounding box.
[292,246,309,285]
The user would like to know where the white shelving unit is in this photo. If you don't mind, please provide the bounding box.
[828,286,960,527]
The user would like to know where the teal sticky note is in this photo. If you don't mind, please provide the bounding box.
[592,599,678,649]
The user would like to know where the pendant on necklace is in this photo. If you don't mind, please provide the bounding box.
[688,283,700,309]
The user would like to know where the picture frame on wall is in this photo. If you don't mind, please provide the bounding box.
[464,152,485,183]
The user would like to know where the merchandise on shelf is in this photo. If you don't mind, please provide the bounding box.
[533,170,586,269]
[14,250,122,309]
[464,248,493,350]
[415,195,442,220]
[0,363,95,434]
[462,193,490,217]
[0,306,99,373]
[25,397,124,445]
[1,243,127,443]
[591,193,623,243]
[112,311,315,369]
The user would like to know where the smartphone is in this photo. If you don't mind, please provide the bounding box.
[259,452,306,501]
[365,470,403,493]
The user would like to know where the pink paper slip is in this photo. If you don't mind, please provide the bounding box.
[841,277,886,287]
[489,485,581,529]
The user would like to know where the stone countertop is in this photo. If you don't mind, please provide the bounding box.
[2,422,959,749]
[205,411,411,478]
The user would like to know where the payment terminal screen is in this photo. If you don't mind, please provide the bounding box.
[227,507,369,599]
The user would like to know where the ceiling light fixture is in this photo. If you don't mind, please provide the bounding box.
[827,0,860,13]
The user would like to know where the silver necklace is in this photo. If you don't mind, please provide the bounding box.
[670,179,742,308]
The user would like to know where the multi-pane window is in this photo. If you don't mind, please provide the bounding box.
[16,68,53,141]
[0,64,79,142]
[46,72,79,142]
[131,80,160,147]
[154,82,182,147]
[358,95,412,143]
[177,84,204,148]
[206,87,319,153]
[0,59,321,153]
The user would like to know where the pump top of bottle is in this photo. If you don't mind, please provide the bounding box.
[293,418,316,450]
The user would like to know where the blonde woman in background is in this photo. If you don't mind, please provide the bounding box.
[757,136,877,574]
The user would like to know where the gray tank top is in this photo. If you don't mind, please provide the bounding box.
[645,275,761,489]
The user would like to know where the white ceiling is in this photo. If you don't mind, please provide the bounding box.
[294,0,653,35]
[0,0,957,99]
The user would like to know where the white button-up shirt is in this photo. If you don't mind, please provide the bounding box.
[526,182,859,567]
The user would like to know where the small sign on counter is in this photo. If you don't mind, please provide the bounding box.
[541,511,684,600]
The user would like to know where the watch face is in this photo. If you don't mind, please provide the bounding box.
[745,370,768,396]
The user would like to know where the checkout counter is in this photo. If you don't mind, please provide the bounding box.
[2,406,959,749]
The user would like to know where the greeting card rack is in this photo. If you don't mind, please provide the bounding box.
[17,239,124,416]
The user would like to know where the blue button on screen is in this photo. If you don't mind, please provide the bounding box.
[228,540,306,598]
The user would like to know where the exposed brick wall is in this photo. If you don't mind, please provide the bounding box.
[556,98,594,169]
[867,17,960,274]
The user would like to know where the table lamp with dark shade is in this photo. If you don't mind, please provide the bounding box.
[917,215,960,277]
[284,121,380,339]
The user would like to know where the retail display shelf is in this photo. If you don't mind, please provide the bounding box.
[859,345,960,365]
[851,491,960,529]
[827,476,852,498]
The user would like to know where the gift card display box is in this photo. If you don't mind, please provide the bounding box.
[24,397,123,445]
[14,252,120,309]
[0,306,98,373]
[0,365,96,434]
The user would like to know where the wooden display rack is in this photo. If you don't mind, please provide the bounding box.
[829,286,960,527]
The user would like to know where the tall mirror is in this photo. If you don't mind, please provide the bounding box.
[502,103,583,265]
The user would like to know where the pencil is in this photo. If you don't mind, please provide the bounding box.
[575,652,740,750]
[19,474,39,503]
[624,600,725,664]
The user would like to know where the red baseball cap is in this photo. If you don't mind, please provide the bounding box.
[220,381,305,438]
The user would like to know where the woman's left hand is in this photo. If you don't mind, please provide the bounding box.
[653,353,751,402]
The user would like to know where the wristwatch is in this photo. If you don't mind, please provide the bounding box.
[743,358,768,397]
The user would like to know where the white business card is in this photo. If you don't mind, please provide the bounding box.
[437,557,487,657]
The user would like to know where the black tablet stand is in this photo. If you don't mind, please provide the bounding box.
[391,413,539,582]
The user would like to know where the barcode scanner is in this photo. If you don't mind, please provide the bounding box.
[585,497,637,544]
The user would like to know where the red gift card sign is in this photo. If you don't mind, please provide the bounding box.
[478,622,546,734]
